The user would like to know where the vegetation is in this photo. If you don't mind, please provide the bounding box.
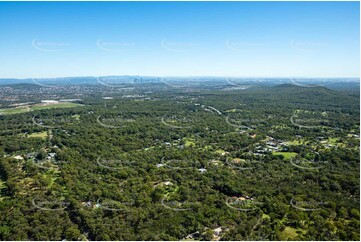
[0,82,359,241]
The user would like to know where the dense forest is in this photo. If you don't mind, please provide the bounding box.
[0,82,359,241]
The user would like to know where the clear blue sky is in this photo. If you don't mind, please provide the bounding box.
[0,1,359,78]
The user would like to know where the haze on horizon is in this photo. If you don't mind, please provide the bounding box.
[0,1,359,79]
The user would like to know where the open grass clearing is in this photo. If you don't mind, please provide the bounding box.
[0,102,83,116]
[272,152,298,160]
[28,131,48,139]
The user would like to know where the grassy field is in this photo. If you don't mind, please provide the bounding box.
[202,145,212,150]
[214,149,226,155]
[31,102,82,111]
[28,131,48,139]
[183,137,196,147]
[0,180,6,201]
[285,139,305,145]
[278,226,304,240]
[0,102,82,115]
[272,151,298,160]
[0,107,30,115]
[225,109,241,112]
[71,114,81,120]
[328,137,339,144]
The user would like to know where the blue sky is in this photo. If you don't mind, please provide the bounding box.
[0,1,359,78]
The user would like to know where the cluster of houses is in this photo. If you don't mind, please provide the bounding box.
[230,195,254,203]
[12,151,56,161]
[13,155,24,160]
[184,227,225,241]
[25,152,56,161]
[153,181,174,188]
[81,200,101,209]
[265,136,284,151]
[184,231,201,240]
[46,152,56,160]
[155,163,207,174]
[162,139,185,149]
[251,136,287,156]
[40,99,82,104]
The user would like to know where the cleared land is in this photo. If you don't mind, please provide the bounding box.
[279,226,305,240]
[183,137,196,147]
[28,131,48,139]
[272,151,298,160]
[0,102,82,115]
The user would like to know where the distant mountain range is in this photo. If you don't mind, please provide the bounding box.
[0,76,359,91]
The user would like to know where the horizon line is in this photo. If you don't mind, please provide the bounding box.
[0,75,359,80]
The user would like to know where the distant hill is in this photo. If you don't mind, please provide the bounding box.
[0,78,34,86]
[271,80,359,92]
[2,83,42,89]
[272,83,333,91]
[323,81,360,92]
